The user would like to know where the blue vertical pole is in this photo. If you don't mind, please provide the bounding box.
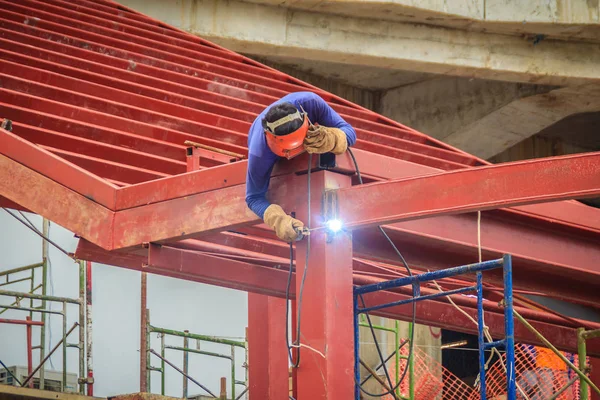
[354,293,361,400]
[476,271,487,400]
[503,254,516,400]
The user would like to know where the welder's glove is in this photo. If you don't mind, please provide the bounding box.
[263,204,306,242]
[303,126,348,155]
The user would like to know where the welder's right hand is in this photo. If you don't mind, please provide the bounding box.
[263,204,306,242]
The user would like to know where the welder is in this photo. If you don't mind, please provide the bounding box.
[245,91,357,242]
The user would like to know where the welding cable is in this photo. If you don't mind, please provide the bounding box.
[348,148,417,398]
[285,153,313,368]
[2,208,75,260]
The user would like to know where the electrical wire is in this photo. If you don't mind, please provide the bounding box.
[285,154,313,368]
[348,147,416,398]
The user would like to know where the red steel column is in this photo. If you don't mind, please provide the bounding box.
[247,293,289,399]
[291,299,298,400]
[295,170,354,399]
[26,316,33,388]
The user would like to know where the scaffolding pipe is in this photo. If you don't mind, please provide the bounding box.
[140,272,148,392]
[0,262,44,277]
[78,261,85,394]
[149,326,246,348]
[0,289,80,304]
[62,301,67,391]
[149,349,217,398]
[22,322,78,388]
[231,345,236,399]
[183,331,189,398]
[40,218,49,390]
[578,328,589,400]
[513,310,600,396]
[359,357,393,393]
[86,261,94,396]
[160,333,166,396]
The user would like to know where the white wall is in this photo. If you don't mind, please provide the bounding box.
[0,210,248,398]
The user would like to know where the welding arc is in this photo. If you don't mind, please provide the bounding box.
[349,148,416,398]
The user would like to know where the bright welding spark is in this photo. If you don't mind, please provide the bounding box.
[326,219,343,233]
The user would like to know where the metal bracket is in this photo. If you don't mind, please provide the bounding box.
[318,153,336,170]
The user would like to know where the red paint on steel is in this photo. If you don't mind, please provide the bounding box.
[147,244,294,297]
[0,318,44,326]
[0,154,113,249]
[291,299,298,400]
[247,293,289,400]
[0,126,117,208]
[73,238,599,356]
[356,283,600,356]
[337,152,600,229]
[353,217,600,306]
[112,174,307,248]
[295,171,354,399]
[26,316,33,388]
[12,122,186,175]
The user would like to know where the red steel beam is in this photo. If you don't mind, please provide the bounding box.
[0,26,263,117]
[43,146,170,185]
[0,13,478,166]
[0,103,188,162]
[336,152,600,229]
[111,173,308,248]
[0,45,471,167]
[0,153,113,248]
[0,53,250,134]
[73,239,600,356]
[0,68,251,151]
[0,90,248,157]
[114,153,315,210]
[147,244,294,298]
[353,220,600,307]
[0,125,117,209]
[13,122,186,175]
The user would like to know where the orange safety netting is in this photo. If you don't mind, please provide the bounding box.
[382,345,477,400]
[476,343,583,400]
[374,342,585,400]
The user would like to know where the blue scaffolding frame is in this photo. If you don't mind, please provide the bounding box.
[353,254,516,400]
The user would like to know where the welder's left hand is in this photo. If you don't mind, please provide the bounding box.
[303,125,347,155]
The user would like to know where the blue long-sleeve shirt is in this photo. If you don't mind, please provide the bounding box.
[245,92,357,219]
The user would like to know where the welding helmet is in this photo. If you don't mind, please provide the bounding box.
[263,107,309,159]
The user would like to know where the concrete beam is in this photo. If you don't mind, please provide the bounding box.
[381,77,600,158]
[446,84,600,158]
[243,0,600,42]
[118,0,600,86]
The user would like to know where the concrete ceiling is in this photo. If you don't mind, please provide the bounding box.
[254,55,435,90]
[539,111,600,150]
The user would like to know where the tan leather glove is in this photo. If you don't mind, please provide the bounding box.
[303,126,348,155]
[263,204,307,242]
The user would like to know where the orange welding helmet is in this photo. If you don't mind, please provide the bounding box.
[263,108,309,159]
